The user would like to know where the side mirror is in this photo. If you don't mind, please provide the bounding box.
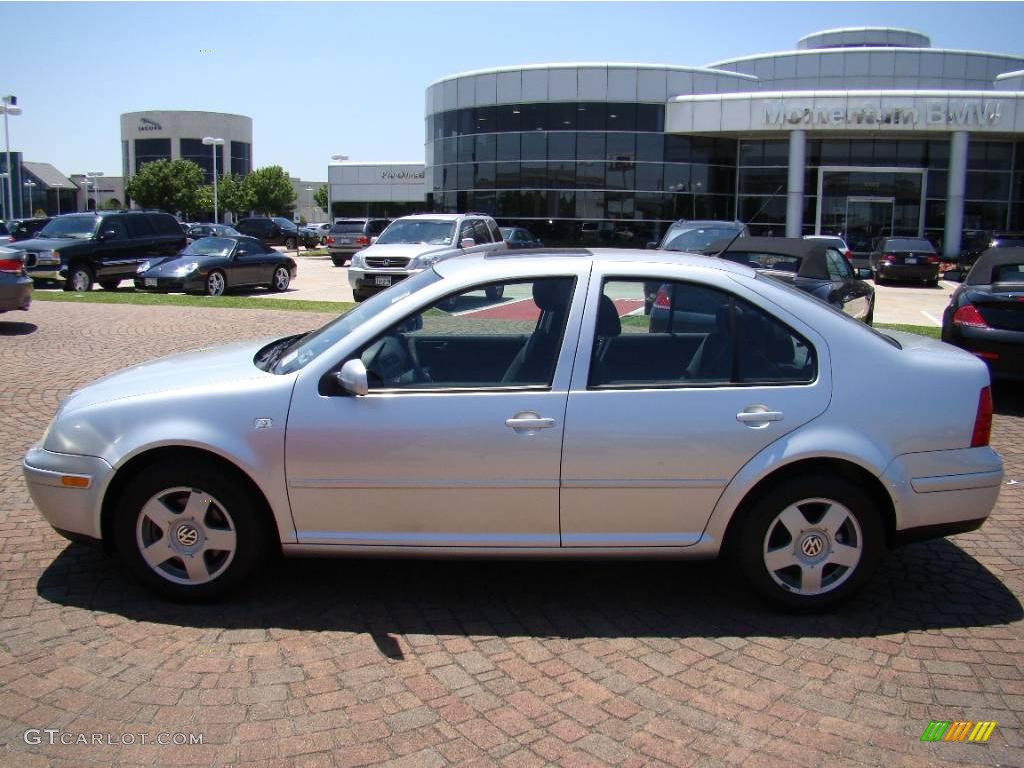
[235,249,248,258]
[460,237,476,249]
[99,229,117,241]
[335,359,368,396]
[943,269,964,283]
[856,267,873,280]
[646,241,658,250]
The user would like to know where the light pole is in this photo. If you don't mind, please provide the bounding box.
[85,171,103,211]
[54,182,62,215]
[329,154,348,223]
[0,172,7,220]
[202,137,224,223]
[1,96,21,218]
[24,179,36,217]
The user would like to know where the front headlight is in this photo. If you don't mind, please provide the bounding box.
[172,262,199,276]
[409,254,438,269]
[351,253,366,268]
[137,260,151,274]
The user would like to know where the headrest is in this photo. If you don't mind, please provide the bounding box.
[533,279,572,311]
[596,295,621,337]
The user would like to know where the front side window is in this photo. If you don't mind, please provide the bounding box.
[376,219,455,246]
[590,279,816,388]
[358,277,575,390]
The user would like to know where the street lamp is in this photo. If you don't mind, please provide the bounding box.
[1,95,21,218]
[24,179,36,217]
[329,154,348,223]
[54,182,62,215]
[0,172,7,220]
[202,137,225,223]
[85,171,103,210]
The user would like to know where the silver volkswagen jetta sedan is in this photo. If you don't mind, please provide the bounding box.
[23,249,1003,610]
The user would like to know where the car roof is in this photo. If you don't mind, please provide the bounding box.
[397,213,487,221]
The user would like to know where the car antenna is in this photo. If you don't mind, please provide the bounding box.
[713,184,784,258]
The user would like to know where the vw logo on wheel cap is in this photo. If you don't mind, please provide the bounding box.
[801,534,824,557]
[175,524,200,547]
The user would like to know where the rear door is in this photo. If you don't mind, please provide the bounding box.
[123,214,157,273]
[560,266,831,548]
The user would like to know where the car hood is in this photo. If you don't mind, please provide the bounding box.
[142,253,220,276]
[357,243,451,259]
[8,236,89,252]
[58,339,276,416]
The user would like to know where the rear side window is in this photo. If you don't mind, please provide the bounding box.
[723,251,799,272]
[472,220,492,243]
[125,215,155,237]
[589,279,816,387]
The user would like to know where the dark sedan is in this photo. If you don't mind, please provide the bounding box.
[499,227,543,249]
[704,237,875,323]
[0,246,32,313]
[869,236,940,285]
[187,223,240,240]
[134,236,296,297]
[941,246,1024,381]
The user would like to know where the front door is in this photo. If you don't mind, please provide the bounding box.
[844,197,894,257]
[560,273,831,547]
[285,275,580,548]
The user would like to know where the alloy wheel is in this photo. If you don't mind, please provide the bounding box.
[273,267,290,291]
[207,272,225,296]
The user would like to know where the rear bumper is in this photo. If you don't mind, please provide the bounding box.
[882,446,1003,538]
[876,263,940,282]
[0,275,32,312]
[947,326,1024,380]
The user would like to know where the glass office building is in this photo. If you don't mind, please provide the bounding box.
[424,27,1024,257]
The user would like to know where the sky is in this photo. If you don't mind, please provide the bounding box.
[2,1,1024,181]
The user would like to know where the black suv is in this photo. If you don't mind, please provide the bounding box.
[13,211,186,291]
[234,217,320,250]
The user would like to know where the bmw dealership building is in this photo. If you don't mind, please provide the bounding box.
[423,27,1024,257]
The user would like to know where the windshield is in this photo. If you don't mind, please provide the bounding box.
[39,215,99,240]
[183,237,235,257]
[273,268,442,374]
[662,225,741,252]
[376,220,455,246]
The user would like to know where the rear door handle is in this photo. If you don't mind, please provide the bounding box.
[736,406,784,428]
[506,412,556,433]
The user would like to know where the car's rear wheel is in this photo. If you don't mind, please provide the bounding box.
[285,237,296,251]
[270,266,290,292]
[64,264,94,292]
[205,270,226,296]
[330,255,345,267]
[735,476,883,612]
[485,285,504,300]
[114,461,268,602]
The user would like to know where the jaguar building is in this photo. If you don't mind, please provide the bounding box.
[120,110,253,185]
[424,27,1024,257]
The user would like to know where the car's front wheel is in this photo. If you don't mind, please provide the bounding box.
[205,270,226,296]
[64,264,94,292]
[735,476,883,612]
[114,461,268,601]
[285,237,296,251]
[270,266,290,292]
[485,285,505,300]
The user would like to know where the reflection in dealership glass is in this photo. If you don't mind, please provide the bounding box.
[271,269,442,374]
[375,220,455,246]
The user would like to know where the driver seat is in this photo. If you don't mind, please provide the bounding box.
[502,279,573,384]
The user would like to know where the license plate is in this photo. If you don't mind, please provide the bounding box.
[145,278,157,287]
[905,257,918,264]
[339,238,352,244]
[374,276,392,287]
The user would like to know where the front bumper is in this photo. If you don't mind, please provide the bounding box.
[0,275,32,312]
[133,274,204,293]
[882,446,1003,540]
[23,445,115,541]
[347,266,421,294]
[26,266,64,281]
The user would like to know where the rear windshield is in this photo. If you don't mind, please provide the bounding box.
[331,221,367,234]
[884,238,935,252]
[994,264,1024,283]
[662,225,742,252]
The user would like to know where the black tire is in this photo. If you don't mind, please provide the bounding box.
[269,265,290,292]
[330,255,345,267]
[205,270,226,297]
[485,285,505,300]
[864,305,874,326]
[113,460,269,602]
[64,264,94,292]
[285,238,296,251]
[353,290,370,302]
[734,475,884,612]
[99,280,120,291]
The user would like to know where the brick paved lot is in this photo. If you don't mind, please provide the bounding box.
[1,302,1022,768]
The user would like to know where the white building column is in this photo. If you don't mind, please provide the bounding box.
[785,129,806,237]
[944,131,969,260]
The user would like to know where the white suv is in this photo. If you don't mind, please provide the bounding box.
[347,213,507,301]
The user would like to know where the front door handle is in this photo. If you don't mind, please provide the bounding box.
[506,412,556,434]
[736,406,784,428]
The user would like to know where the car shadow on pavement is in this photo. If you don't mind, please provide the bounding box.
[37,537,1020,649]
[0,321,37,336]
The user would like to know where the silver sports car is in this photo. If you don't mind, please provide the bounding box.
[24,249,1003,610]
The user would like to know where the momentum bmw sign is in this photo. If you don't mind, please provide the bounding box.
[763,100,1003,128]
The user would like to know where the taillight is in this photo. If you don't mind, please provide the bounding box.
[0,256,23,274]
[356,235,370,246]
[653,285,671,310]
[325,236,334,245]
[952,304,988,328]
[971,386,993,447]
[881,253,896,263]
[844,250,853,261]
[926,255,940,264]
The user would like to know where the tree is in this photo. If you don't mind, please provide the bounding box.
[243,166,295,216]
[184,186,213,219]
[100,198,122,210]
[217,174,253,220]
[313,184,329,213]
[124,159,205,214]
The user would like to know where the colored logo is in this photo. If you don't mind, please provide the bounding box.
[920,721,996,743]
